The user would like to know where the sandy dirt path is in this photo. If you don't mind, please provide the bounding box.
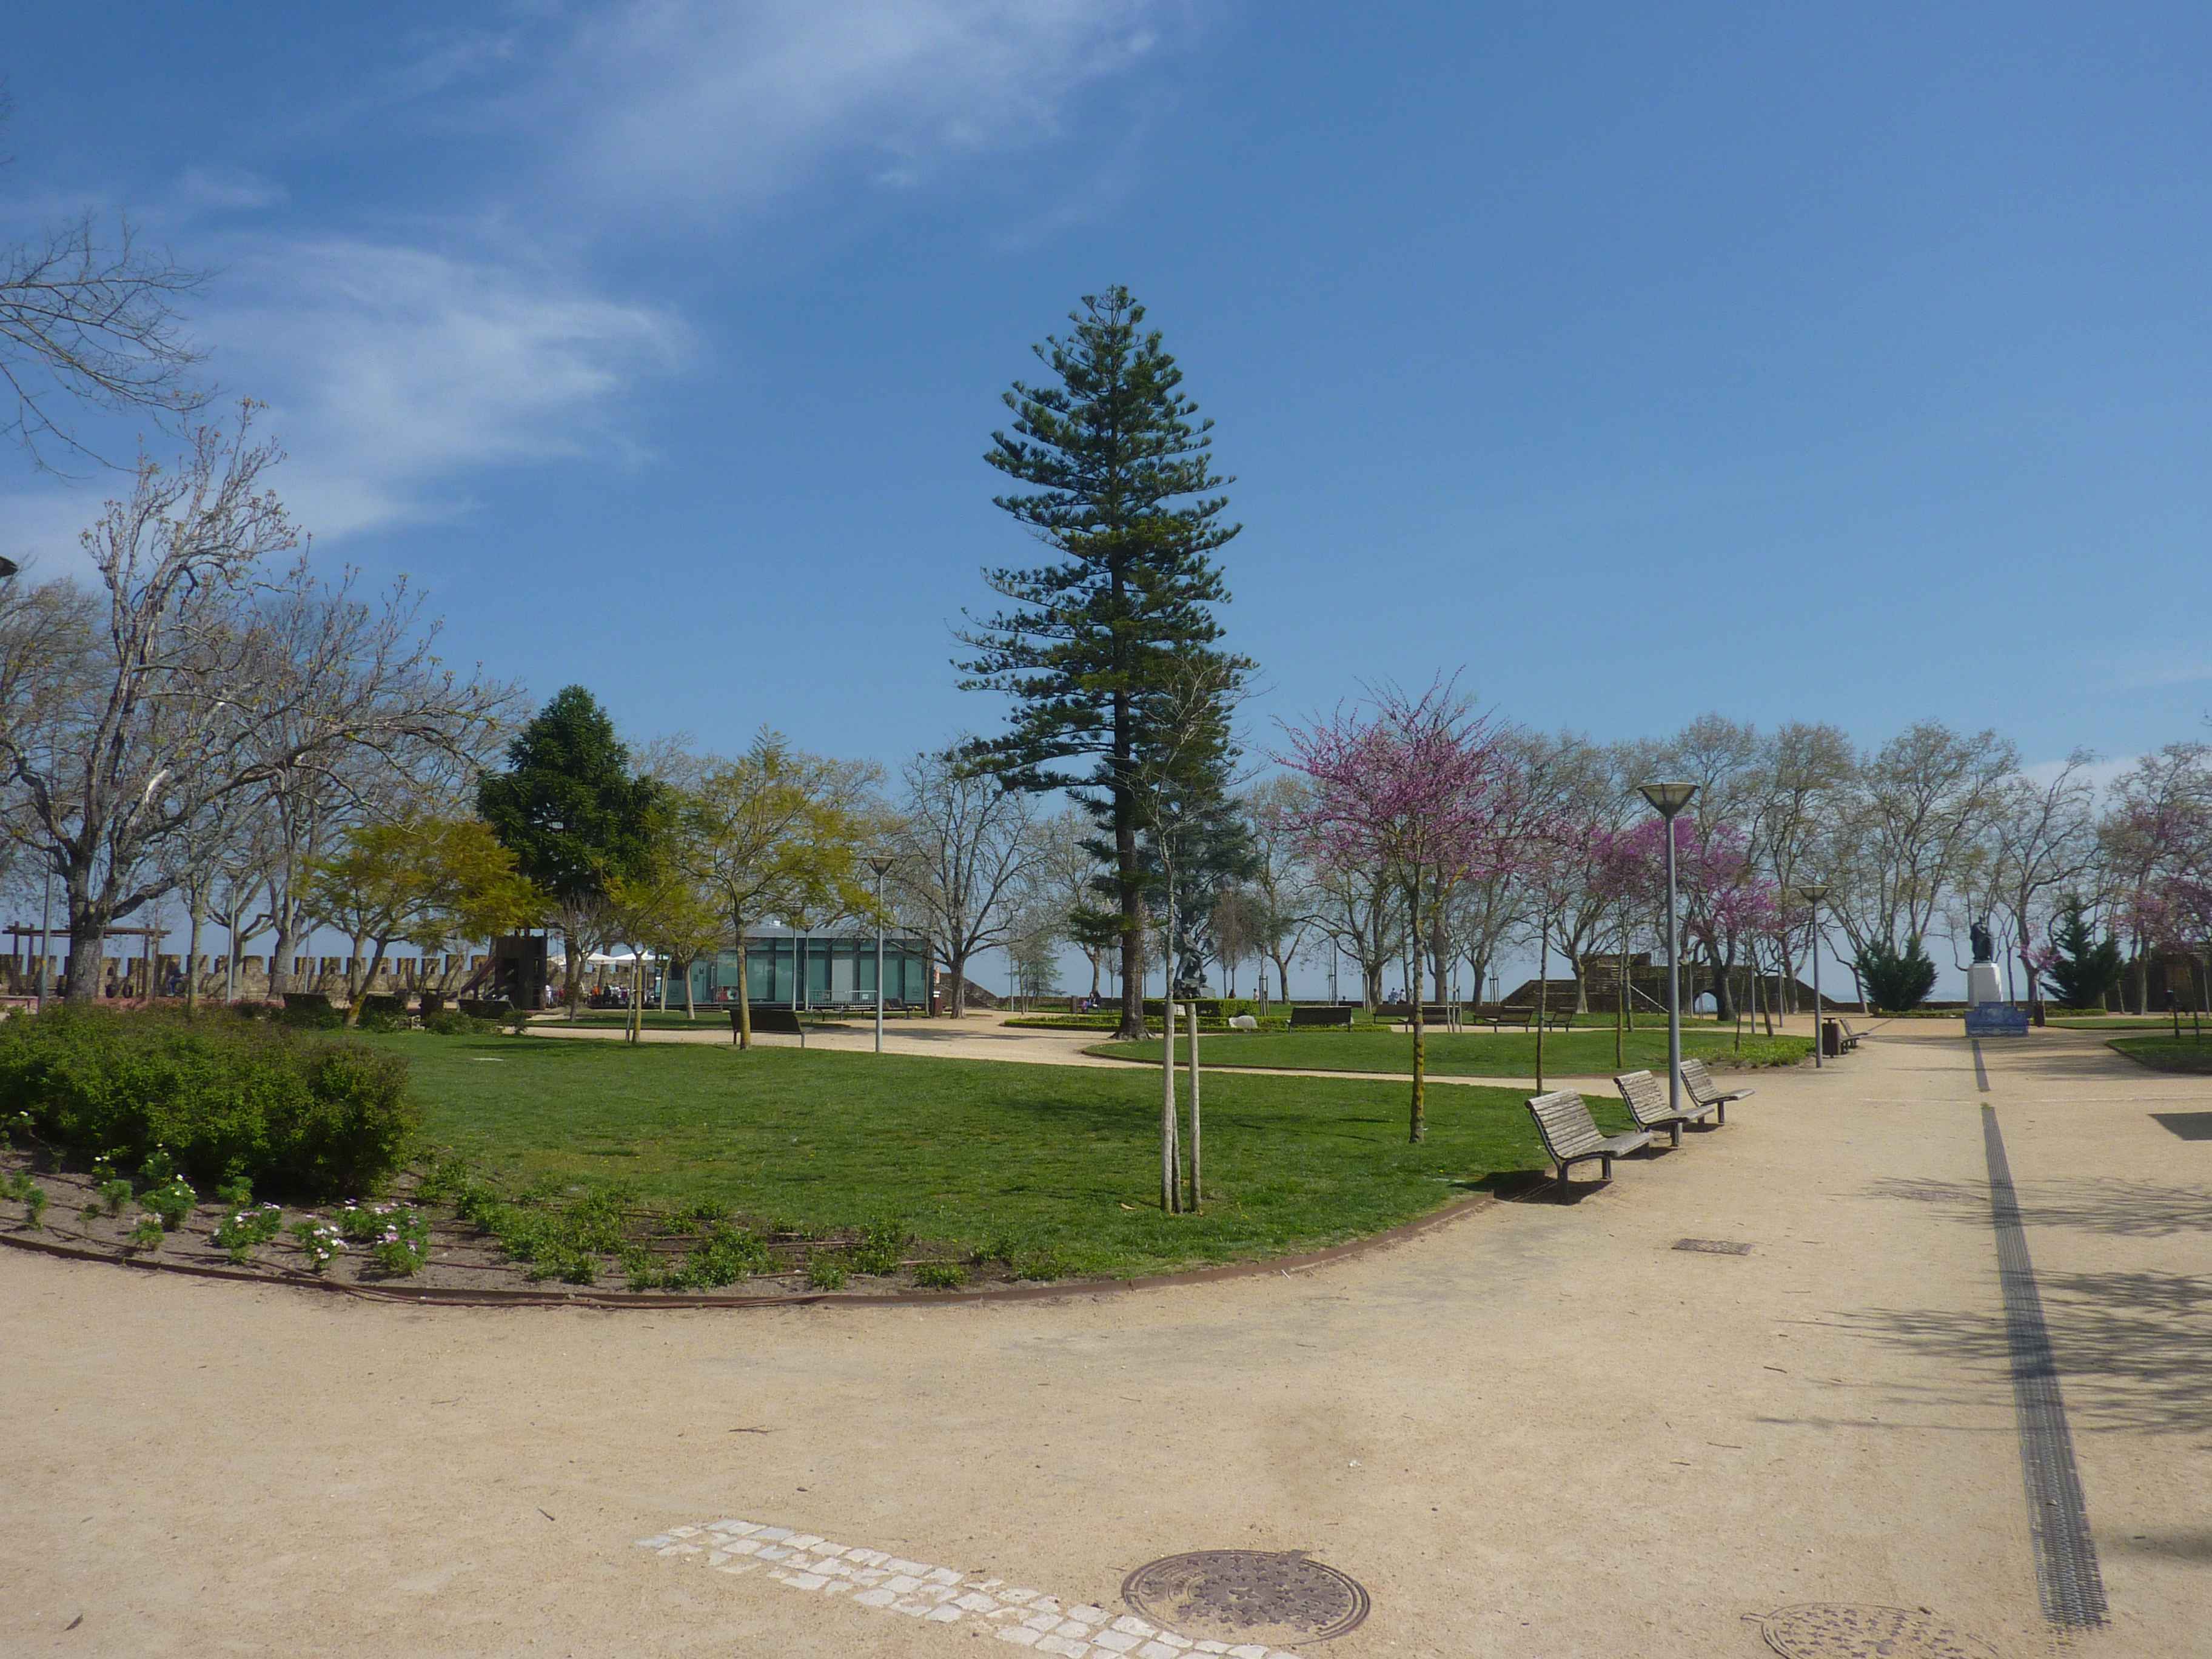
[2,1025,2203,1657]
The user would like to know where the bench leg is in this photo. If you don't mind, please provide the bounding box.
[1715,1102,1726,1124]
[1557,1162,1572,1202]
[1667,1122,1683,1148]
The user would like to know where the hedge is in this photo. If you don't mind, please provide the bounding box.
[0,1005,415,1198]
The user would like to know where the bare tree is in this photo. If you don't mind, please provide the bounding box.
[0,410,512,1000]
[890,746,1042,1017]
[1240,774,1318,1005]
[1825,722,2019,980]
[1,95,210,472]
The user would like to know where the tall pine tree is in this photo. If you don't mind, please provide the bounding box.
[959,287,1252,1041]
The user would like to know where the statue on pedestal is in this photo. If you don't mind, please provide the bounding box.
[1969,919,1994,965]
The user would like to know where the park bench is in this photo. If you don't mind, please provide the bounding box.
[1678,1057,1754,1117]
[1612,1067,1720,1146]
[1524,1090,1652,1201]
[1289,1005,1355,1029]
[1378,1003,1460,1028]
[733,1005,806,1039]
[1835,1017,1867,1050]
[1489,1004,1574,1033]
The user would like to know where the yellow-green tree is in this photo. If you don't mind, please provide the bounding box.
[682,729,882,1048]
[308,817,543,1024]
[608,850,726,1037]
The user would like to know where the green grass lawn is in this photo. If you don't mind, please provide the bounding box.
[2050,1015,2203,1031]
[1083,1027,1811,1077]
[2108,1035,2212,1074]
[374,1031,1620,1278]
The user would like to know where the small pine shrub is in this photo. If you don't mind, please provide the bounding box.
[128,1213,165,1250]
[141,1176,197,1232]
[805,1253,848,1290]
[912,1261,967,1290]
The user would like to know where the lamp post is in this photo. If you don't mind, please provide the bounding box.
[1637,781,1698,1114]
[866,855,895,1054]
[1796,882,1830,1068]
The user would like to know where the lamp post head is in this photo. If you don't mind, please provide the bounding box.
[0,554,18,579]
[865,854,896,880]
[1795,881,1830,904]
[1636,780,1698,819]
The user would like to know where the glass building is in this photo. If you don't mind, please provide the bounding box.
[687,923,931,1008]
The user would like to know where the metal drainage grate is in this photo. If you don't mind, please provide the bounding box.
[1756,1604,2001,1659]
[1124,1550,1370,1645]
[1674,1238,1753,1255]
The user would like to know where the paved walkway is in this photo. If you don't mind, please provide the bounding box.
[2,1025,2204,1657]
[523,1007,1803,1097]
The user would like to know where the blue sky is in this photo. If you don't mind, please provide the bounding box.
[6,1,2209,794]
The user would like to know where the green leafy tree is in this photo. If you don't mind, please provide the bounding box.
[2042,898,2125,1010]
[477,686,662,1015]
[1855,934,1938,1013]
[306,817,543,1025]
[959,286,1252,1041]
[680,729,882,1048]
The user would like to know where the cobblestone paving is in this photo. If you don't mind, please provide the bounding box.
[636,1519,1307,1659]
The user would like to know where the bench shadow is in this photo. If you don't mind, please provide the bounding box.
[1823,1269,2212,1444]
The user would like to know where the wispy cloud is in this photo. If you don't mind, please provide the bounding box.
[2108,655,2212,692]
[528,0,1168,214]
[174,166,289,216]
[200,238,690,536]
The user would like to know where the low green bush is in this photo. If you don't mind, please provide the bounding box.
[421,1010,498,1036]
[0,1005,415,1199]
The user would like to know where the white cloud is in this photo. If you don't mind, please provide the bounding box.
[175,166,289,216]
[531,0,1167,212]
[2020,753,2137,797]
[199,238,690,536]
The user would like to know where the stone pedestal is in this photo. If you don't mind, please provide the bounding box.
[1967,961,2005,1007]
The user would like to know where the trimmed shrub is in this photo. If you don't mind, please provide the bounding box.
[0,1006,415,1199]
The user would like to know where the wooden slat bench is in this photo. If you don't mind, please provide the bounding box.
[1612,1068,1719,1147]
[1835,1018,1867,1050]
[1679,1057,1754,1117]
[1524,1090,1652,1201]
[1289,1005,1355,1029]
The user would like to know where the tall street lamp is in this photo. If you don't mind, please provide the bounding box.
[867,855,896,1054]
[1637,781,1698,1114]
[1796,882,1831,1068]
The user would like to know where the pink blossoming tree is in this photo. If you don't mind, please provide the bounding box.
[1282,679,1520,1141]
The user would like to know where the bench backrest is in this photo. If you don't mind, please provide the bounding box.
[1289,1005,1354,1028]
[735,1005,805,1035]
[1678,1057,1718,1101]
[1526,1090,1604,1161]
[1612,1068,1674,1127]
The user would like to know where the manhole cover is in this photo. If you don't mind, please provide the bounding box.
[1674,1238,1753,1254]
[1757,1604,2002,1659]
[1123,1550,1369,1644]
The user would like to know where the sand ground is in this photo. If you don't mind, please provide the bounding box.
[2,1023,2204,1657]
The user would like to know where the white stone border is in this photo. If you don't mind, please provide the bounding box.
[637,1518,1306,1659]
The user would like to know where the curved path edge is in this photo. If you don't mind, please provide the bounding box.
[0,1177,1529,1312]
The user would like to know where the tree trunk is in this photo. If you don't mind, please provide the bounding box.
[1160,885,1180,1213]
[64,905,104,1003]
[1407,879,1427,1144]
[344,943,390,1027]
[948,944,970,1016]
[1570,948,1589,1014]
[1185,999,1202,1212]
[1708,945,1735,1022]
[184,896,206,1014]
[732,917,752,1048]
[1533,916,1549,1094]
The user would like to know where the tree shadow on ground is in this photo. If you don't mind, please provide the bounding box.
[1826,1269,2212,1445]
[1868,1175,2212,1238]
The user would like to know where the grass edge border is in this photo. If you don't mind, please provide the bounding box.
[0,1176,1530,1312]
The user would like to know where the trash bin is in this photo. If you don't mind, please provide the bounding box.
[1822,1018,1843,1058]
